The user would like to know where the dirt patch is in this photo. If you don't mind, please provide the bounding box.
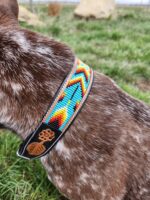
[136,80,150,92]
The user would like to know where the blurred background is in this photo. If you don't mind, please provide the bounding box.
[19,0,150,5]
[0,1,150,200]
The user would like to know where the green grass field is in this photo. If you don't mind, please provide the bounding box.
[0,5,150,200]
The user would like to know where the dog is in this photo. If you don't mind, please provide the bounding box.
[0,1,150,199]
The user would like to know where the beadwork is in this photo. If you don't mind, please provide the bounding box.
[17,58,94,160]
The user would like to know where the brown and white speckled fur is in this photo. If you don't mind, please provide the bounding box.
[0,1,150,200]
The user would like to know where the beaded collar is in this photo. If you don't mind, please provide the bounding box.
[17,58,94,160]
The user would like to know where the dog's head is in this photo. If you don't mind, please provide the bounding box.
[0,0,74,139]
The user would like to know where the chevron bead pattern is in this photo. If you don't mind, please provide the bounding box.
[18,58,93,159]
[44,59,93,131]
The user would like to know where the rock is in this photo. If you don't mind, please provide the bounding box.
[74,0,116,19]
[19,6,44,26]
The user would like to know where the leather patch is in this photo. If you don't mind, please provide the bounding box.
[27,129,55,156]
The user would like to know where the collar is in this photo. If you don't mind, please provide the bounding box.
[17,58,94,160]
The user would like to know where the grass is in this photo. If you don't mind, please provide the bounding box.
[0,5,150,200]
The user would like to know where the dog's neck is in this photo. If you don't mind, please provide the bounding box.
[0,0,19,18]
[0,0,18,27]
[0,26,74,140]
[0,8,17,27]
[0,1,75,140]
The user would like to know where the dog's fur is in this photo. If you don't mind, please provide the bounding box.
[0,1,150,199]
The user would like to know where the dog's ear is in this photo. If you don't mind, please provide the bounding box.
[0,0,19,19]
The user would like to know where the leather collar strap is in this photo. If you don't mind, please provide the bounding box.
[17,58,94,160]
